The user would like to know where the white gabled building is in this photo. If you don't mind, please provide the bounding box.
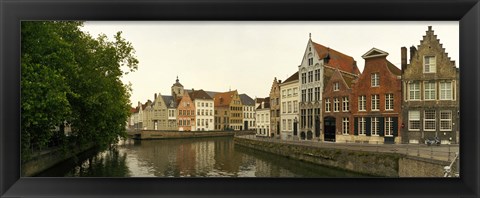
[239,94,256,131]
[255,98,270,137]
[298,34,360,141]
[280,71,300,140]
[188,89,215,131]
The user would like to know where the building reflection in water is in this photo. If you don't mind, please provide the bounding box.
[39,137,370,177]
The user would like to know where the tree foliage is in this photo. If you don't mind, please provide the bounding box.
[21,21,138,162]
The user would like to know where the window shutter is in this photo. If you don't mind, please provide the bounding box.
[366,117,371,136]
[393,117,398,137]
[354,117,358,135]
[379,117,385,136]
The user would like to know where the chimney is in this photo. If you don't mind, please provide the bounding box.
[154,93,157,99]
[409,46,417,62]
[261,101,265,109]
[279,80,282,84]
[401,47,407,73]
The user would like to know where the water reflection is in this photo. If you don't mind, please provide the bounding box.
[38,137,369,177]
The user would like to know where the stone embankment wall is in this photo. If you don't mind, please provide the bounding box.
[234,137,449,177]
[22,144,95,177]
[134,130,255,140]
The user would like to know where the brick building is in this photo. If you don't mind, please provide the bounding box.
[213,90,243,131]
[401,26,459,144]
[322,68,357,142]
[269,78,282,137]
[177,92,195,131]
[350,48,402,144]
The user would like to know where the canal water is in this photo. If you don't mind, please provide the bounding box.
[37,137,369,177]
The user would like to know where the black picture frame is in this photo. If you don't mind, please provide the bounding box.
[1,0,479,197]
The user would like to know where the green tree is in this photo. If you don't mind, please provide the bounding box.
[21,21,138,163]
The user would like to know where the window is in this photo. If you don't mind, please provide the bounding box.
[359,95,366,111]
[308,71,313,83]
[424,56,436,73]
[288,101,292,113]
[301,90,306,102]
[301,73,306,84]
[385,94,394,110]
[343,117,349,135]
[371,117,379,136]
[288,89,292,97]
[385,117,393,136]
[408,111,420,130]
[293,88,298,96]
[288,119,292,131]
[308,88,313,102]
[282,90,286,98]
[325,98,331,112]
[282,119,286,130]
[409,82,420,100]
[440,82,452,100]
[314,87,320,101]
[334,82,339,91]
[424,110,436,131]
[424,82,436,100]
[282,102,286,113]
[293,101,298,113]
[359,117,366,135]
[342,96,349,112]
[440,111,452,131]
[315,69,320,81]
[334,97,339,112]
[371,95,379,111]
[371,73,380,87]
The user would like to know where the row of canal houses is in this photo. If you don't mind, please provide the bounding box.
[257,26,459,144]
[129,77,258,132]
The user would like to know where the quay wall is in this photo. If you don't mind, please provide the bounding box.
[131,130,255,140]
[234,137,449,177]
[22,144,95,177]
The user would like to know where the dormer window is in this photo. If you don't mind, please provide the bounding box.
[424,56,436,73]
[333,82,340,91]
[371,73,379,87]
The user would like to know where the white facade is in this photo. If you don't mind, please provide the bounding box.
[298,39,325,140]
[243,105,256,130]
[280,79,300,140]
[194,99,214,131]
[256,103,270,137]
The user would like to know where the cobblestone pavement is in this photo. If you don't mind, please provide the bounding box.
[236,135,460,162]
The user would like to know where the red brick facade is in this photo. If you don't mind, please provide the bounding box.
[322,68,358,142]
[177,92,195,131]
[350,48,403,144]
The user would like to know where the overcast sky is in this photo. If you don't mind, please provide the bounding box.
[81,21,459,106]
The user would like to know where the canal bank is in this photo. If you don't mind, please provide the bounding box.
[234,137,450,177]
[129,130,254,140]
[22,144,97,176]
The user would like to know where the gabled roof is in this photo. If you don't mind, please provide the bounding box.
[312,41,360,75]
[256,97,270,110]
[239,94,255,106]
[188,89,213,100]
[283,71,299,84]
[386,61,402,76]
[161,95,177,108]
[213,90,238,107]
[255,97,266,104]
[361,48,389,59]
[130,107,137,113]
